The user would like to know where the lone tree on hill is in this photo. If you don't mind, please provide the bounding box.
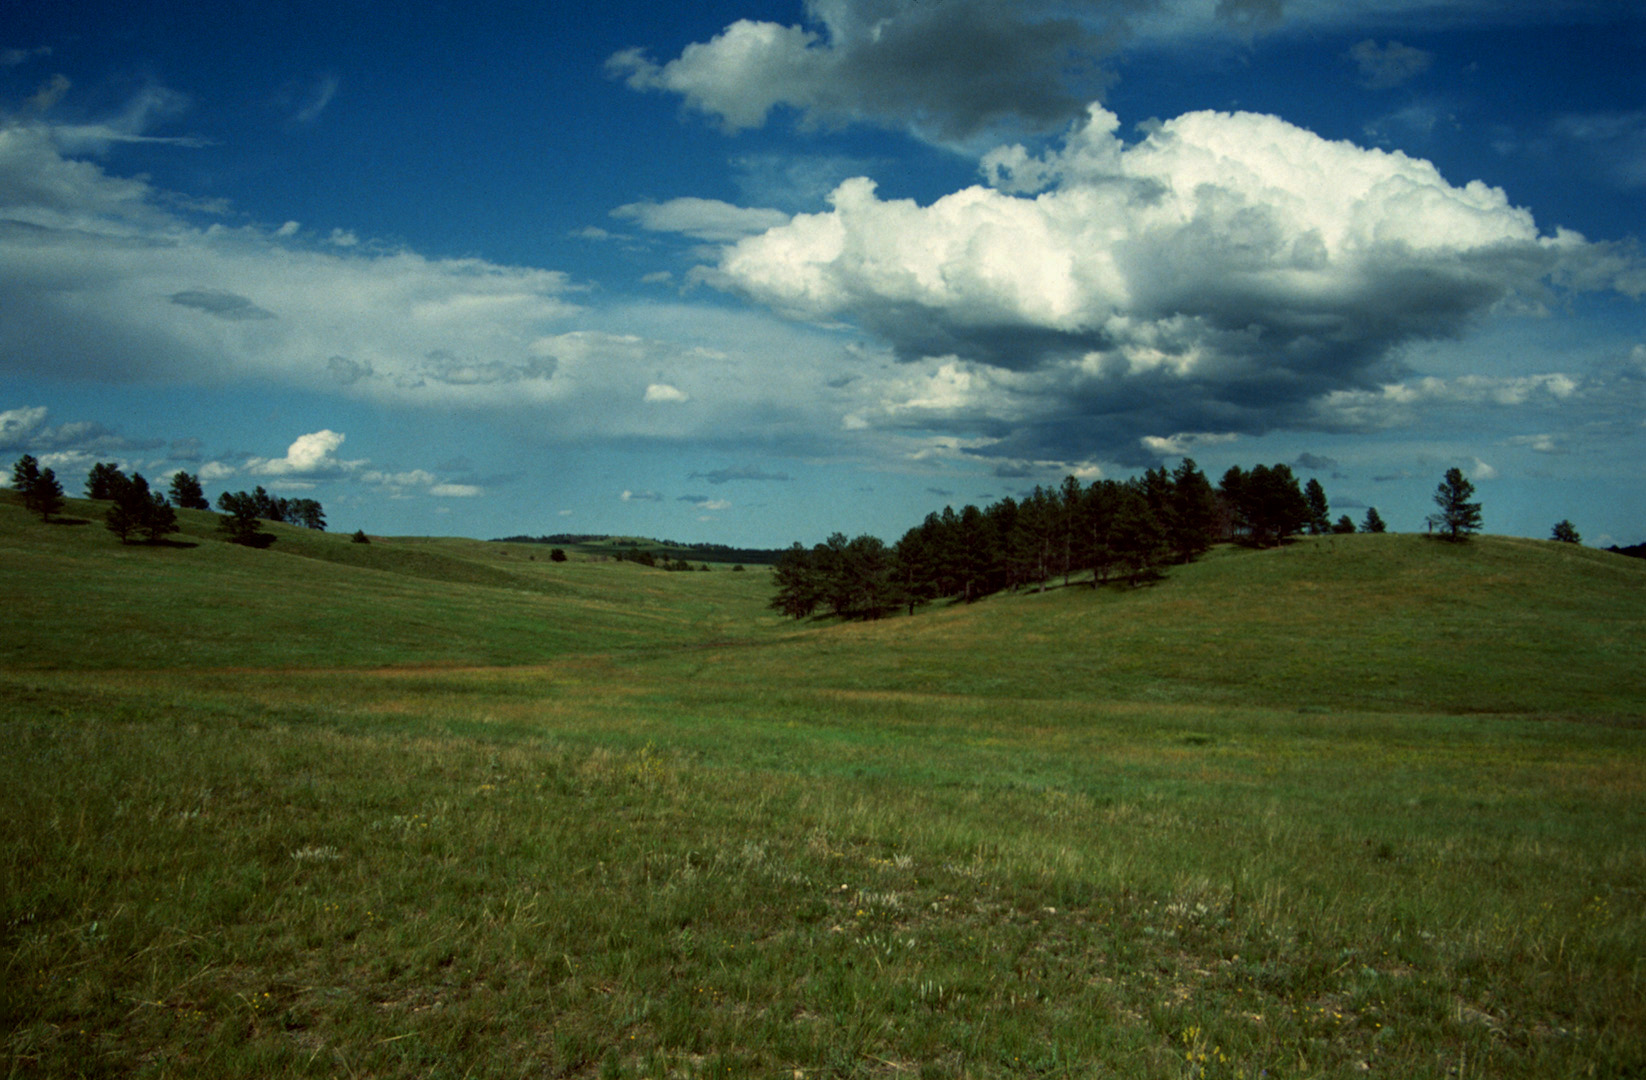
[11,455,65,521]
[1332,515,1356,534]
[1361,506,1387,533]
[168,470,211,510]
[1551,519,1581,544]
[1428,468,1482,540]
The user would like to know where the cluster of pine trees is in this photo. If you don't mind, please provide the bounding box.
[772,460,1387,620]
[8,455,327,548]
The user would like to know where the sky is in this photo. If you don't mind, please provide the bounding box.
[1,0,1642,548]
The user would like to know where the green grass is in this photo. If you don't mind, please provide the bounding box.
[2,492,1643,1078]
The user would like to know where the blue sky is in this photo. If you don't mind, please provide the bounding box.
[2,1,1642,547]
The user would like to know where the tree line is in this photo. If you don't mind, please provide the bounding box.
[9,456,326,548]
[771,460,1397,621]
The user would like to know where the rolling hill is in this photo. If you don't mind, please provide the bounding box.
[3,488,1642,1079]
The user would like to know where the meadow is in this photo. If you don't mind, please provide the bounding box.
[2,492,1642,1078]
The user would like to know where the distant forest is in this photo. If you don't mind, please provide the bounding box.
[493,534,786,565]
[771,461,1380,621]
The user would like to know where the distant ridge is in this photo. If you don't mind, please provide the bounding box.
[1606,541,1646,560]
[491,533,787,565]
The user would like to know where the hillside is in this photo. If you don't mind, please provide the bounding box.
[3,490,1643,718]
[0,491,783,670]
[3,491,1643,1078]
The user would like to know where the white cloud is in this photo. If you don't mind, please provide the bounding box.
[429,483,482,497]
[0,122,586,407]
[610,1,1608,149]
[621,489,664,502]
[243,430,363,478]
[644,383,690,403]
[361,468,439,488]
[1140,431,1240,457]
[0,405,48,446]
[611,197,790,242]
[712,104,1632,463]
[607,2,1118,147]
[1467,457,1498,481]
[1312,374,1581,429]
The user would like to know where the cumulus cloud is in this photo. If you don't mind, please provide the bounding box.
[0,405,164,466]
[621,489,664,502]
[239,430,363,479]
[712,105,1631,463]
[608,1,1563,148]
[644,383,690,403]
[611,197,791,242]
[608,0,1126,146]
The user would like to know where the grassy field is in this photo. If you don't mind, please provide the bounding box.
[2,491,1642,1078]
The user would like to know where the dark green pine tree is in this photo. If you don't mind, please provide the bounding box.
[216,490,274,547]
[168,470,211,510]
[86,461,126,500]
[768,542,821,619]
[31,466,65,521]
[1361,506,1387,533]
[1428,468,1483,540]
[1303,478,1331,535]
[105,472,177,544]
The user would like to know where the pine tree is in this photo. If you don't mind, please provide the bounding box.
[105,472,177,543]
[768,542,821,619]
[86,462,125,500]
[12,456,64,521]
[11,454,41,505]
[168,470,211,510]
[1361,506,1387,533]
[216,490,273,547]
[1428,468,1482,540]
[1304,478,1331,535]
[30,466,65,521]
[1168,458,1220,562]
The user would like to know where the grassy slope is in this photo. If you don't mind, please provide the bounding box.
[0,493,782,669]
[2,492,1643,1079]
[732,531,1646,715]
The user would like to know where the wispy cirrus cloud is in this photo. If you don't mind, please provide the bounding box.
[1348,39,1433,89]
